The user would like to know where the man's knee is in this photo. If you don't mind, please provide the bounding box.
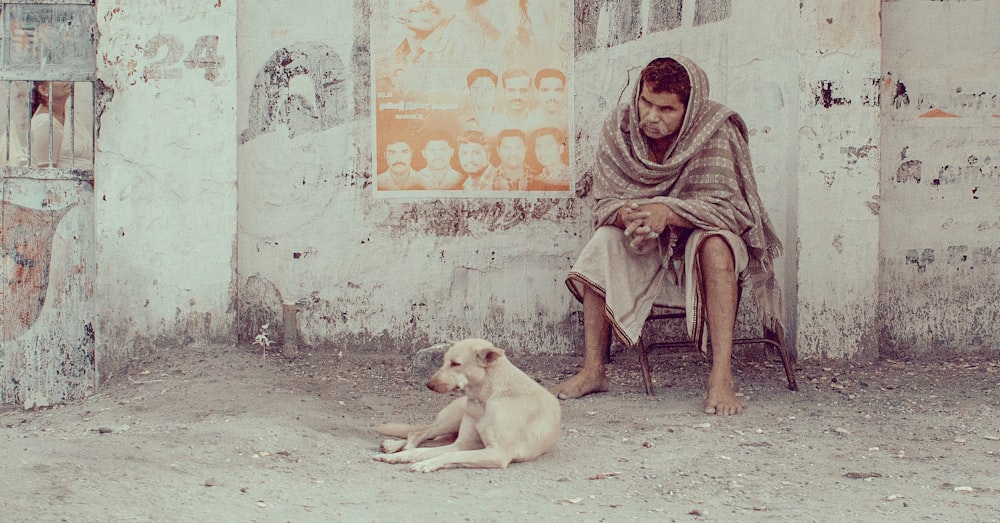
[698,235,736,274]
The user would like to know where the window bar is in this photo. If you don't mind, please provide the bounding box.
[25,83,31,166]
[4,83,9,166]
[68,83,75,170]
[48,81,55,168]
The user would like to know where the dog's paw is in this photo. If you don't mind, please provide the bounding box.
[408,460,442,473]
[374,452,412,464]
[380,439,407,453]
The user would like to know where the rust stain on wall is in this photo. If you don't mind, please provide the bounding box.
[1,202,72,341]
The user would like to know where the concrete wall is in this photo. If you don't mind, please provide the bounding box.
[4,0,997,405]
[878,0,1000,356]
[94,1,238,376]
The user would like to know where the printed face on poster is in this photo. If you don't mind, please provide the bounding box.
[371,0,573,197]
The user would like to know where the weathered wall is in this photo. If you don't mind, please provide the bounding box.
[878,0,1000,357]
[94,1,238,377]
[794,0,882,359]
[3,0,997,407]
[235,0,589,355]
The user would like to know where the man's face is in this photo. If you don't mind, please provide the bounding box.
[458,142,488,174]
[503,75,531,112]
[469,77,496,110]
[536,77,565,115]
[385,141,412,175]
[498,136,526,168]
[533,134,563,167]
[422,139,453,170]
[636,83,686,140]
[400,0,446,33]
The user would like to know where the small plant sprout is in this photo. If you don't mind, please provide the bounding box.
[254,323,273,361]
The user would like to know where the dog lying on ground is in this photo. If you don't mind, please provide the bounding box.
[373,338,561,472]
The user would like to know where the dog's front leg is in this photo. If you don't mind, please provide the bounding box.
[374,443,460,465]
[409,447,512,473]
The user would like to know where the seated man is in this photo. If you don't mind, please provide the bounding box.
[551,56,784,416]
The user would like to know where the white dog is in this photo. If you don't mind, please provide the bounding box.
[374,338,561,472]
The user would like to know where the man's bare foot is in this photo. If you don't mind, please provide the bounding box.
[704,372,743,416]
[550,371,609,400]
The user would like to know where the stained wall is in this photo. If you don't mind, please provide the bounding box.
[878,0,1000,357]
[4,0,994,406]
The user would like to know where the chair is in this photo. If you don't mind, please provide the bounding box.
[634,298,798,395]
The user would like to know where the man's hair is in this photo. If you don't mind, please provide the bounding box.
[640,57,691,105]
[531,126,565,145]
[457,129,488,147]
[466,68,498,88]
[534,68,566,89]
[501,67,531,88]
[421,128,454,149]
[497,128,527,146]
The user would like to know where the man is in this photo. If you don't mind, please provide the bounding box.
[493,68,543,135]
[456,130,504,191]
[392,0,478,66]
[529,126,570,191]
[461,69,502,137]
[493,129,534,191]
[531,68,568,130]
[377,139,426,190]
[415,130,465,190]
[551,57,784,417]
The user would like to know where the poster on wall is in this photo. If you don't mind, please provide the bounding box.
[371,0,573,197]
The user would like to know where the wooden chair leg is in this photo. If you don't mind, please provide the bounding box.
[636,338,655,395]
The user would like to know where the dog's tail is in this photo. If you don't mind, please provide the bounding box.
[375,422,420,438]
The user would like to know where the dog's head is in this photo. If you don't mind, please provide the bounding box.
[426,338,505,394]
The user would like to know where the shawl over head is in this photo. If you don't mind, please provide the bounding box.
[591,55,784,332]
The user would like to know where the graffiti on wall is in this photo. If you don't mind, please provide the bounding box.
[370,0,573,197]
[575,0,733,54]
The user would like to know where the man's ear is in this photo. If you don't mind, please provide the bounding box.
[476,346,504,366]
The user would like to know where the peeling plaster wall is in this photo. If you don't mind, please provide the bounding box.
[878,0,1000,357]
[235,0,588,355]
[794,0,882,359]
[234,0,805,357]
[94,1,238,376]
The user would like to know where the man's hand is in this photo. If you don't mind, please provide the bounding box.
[617,202,674,251]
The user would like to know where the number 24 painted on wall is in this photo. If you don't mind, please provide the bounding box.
[143,35,225,81]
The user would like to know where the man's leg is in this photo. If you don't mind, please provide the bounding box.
[699,235,742,416]
[550,285,611,399]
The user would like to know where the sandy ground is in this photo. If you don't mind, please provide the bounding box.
[2,341,999,522]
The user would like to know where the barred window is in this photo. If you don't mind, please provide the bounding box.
[1,1,96,174]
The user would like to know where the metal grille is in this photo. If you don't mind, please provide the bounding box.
[1,1,96,177]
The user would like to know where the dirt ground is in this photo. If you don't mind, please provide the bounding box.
[2,341,999,522]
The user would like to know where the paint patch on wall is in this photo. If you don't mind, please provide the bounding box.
[648,0,684,33]
[813,81,850,108]
[693,0,731,27]
[920,108,958,118]
[1,202,72,341]
[240,43,350,144]
[895,160,922,183]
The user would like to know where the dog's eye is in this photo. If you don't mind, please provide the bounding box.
[449,361,461,367]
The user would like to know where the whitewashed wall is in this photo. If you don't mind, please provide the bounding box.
[78,0,998,391]
[878,0,1000,356]
[235,0,588,355]
[794,0,882,359]
[95,1,238,376]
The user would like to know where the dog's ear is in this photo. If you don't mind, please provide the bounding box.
[476,345,504,367]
